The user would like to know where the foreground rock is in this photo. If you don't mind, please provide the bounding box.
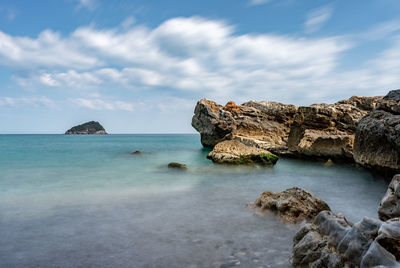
[207,140,278,165]
[354,90,400,173]
[378,175,400,221]
[253,187,330,223]
[191,99,297,150]
[65,121,107,134]
[287,96,382,159]
[167,162,187,170]
[291,211,400,267]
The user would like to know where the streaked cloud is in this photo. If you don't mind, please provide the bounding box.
[77,0,97,10]
[72,98,134,111]
[248,0,271,6]
[304,5,333,34]
[0,96,57,108]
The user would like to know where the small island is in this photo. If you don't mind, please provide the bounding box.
[65,121,107,135]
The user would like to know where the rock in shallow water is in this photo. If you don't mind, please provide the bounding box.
[207,140,278,165]
[253,187,330,223]
[378,175,400,221]
[167,162,187,170]
[291,211,400,268]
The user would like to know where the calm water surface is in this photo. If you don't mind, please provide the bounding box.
[0,134,389,267]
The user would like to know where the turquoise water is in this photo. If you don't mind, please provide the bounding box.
[0,134,389,267]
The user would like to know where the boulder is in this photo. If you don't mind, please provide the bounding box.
[65,121,107,134]
[291,211,400,268]
[191,99,297,150]
[378,175,400,221]
[131,151,142,155]
[354,91,400,173]
[207,140,278,165]
[167,162,187,170]
[253,187,330,223]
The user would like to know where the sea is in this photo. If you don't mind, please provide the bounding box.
[0,134,389,268]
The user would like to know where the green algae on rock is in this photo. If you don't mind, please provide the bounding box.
[167,162,187,170]
[207,140,278,165]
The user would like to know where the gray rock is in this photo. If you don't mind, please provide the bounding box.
[291,211,400,268]
[379,175,400,221]
[354,110,400,173]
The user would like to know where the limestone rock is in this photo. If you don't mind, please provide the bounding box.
[207,140,278,165]
[191,98,297,150]
[378,175,400,221]
[287,97,378,159]
[291,211,400,268]
[65,121,107,134]
[354,90,400,173]
[254,187,330,223]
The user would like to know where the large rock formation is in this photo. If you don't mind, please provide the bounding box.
[378,175,400,221]
[191,99,297,150]
[65,121,107,134]
[207,140,278,165]
[287,96,382,159]
[253,187,330,223]
[192,96,381,160]
[291,211,400,268]
[354,90,400,173]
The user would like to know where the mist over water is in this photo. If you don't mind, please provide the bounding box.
[0,134,389,267]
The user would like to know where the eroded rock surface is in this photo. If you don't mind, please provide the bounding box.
[379,175,400,221]
[287,96,382,159]
[191,99,297,150]
[354,90,400,173]
[291,211,400,268]
[207,140,278,165]
[253,187,330,223]
[192,96,382,160]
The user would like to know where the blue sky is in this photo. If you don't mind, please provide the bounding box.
[0,0,400,133]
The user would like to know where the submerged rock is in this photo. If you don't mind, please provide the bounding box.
[354,90,400,173]
[378,175,400,221]
[207,140,278,165]
[167,162,187,170]
[254,187,330,223]
[65,121,107,135]
[131,151,142,155]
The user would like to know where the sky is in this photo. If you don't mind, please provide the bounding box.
[0,0,400,133]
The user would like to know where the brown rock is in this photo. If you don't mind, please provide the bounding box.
[254,187,330,223]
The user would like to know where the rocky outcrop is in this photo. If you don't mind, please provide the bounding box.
[191,99,297,150]
[291,211,400,268]
[207,140,278,165]
[378,175,400,221]
[287,96,382,159]
[192,96,382,160]
[65,121,107,134]
[253,187,330,223]
[354,90,400,173]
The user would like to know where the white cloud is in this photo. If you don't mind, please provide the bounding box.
[249,0,271,6]
[1,16,400,105]
[72,98,134,111]
[77,0,96,10]
[0,96,57,108]
[304,5,333,34]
